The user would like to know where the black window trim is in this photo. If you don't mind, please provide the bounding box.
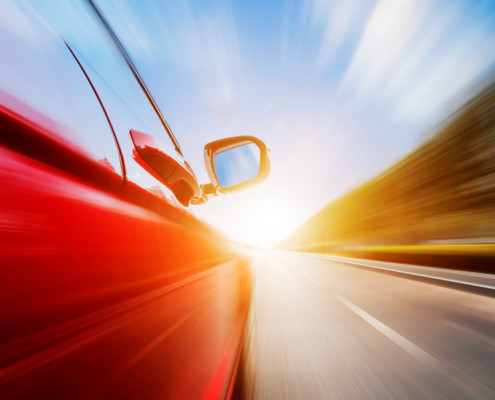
[87,0,184,158]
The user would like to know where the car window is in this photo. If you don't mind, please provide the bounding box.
[78,56,182,205]
[0,1,122,176]
[33,0,184,204]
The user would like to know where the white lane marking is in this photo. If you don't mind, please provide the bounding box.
[297,269,323,287]
[335,295,436,365]
[312,254,495,291]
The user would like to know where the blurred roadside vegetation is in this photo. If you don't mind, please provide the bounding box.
[280,77,495,270]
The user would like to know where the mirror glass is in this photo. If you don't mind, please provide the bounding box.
[214,143,261,187]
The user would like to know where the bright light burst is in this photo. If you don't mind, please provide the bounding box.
[209,193,304,248]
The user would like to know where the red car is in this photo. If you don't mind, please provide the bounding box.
[0,1,269,399]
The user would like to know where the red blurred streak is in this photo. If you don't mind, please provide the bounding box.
[202,265,252,400]
[0,98,251,398]
[0,266,217,377]
[202,316,246,400]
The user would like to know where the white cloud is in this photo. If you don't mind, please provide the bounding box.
[99,0,241,106]
[341,0,432,97]
[315,0,367,71]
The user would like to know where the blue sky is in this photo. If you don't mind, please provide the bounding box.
[38,0,495,245]
[94,0,495,246]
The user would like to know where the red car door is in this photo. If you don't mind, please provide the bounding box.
[0,2,250,399]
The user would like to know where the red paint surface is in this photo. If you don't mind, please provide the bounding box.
[0,100,251,398]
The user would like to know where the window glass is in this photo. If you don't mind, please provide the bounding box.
[32,0,172,143]
[78,58,180,205]
[0,1,122,176]
[33,0,182,204]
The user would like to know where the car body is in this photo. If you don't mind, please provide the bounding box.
[0,1,268,398]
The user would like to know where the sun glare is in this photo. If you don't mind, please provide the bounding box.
[226,197,303,248]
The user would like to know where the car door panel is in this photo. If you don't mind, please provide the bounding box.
[0,3,251,397]
[0,128,250,399]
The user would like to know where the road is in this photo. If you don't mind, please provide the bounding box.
[238,251,495,400]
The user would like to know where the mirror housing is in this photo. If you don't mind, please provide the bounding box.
[203,136,270,196]
[130,129,202,207]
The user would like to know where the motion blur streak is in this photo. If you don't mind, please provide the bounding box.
[76,0,495,247]
[0,138,251,398]
[280,77,495,263]
[240,251,495,399]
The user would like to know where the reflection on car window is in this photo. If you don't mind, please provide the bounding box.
[0,1,122,175]
[33,0,175,149]
[79,59,180,203]
[33,0,183,204]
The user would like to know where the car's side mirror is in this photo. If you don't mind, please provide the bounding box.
[202,136,270,197]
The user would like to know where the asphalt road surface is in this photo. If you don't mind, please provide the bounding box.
[239,251,495,400]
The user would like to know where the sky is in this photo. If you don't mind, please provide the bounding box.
[93,0,495,247]
[40,0,495,246]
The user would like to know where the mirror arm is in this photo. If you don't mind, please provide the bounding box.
[190,183,217,205]
[201,183,218,196]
